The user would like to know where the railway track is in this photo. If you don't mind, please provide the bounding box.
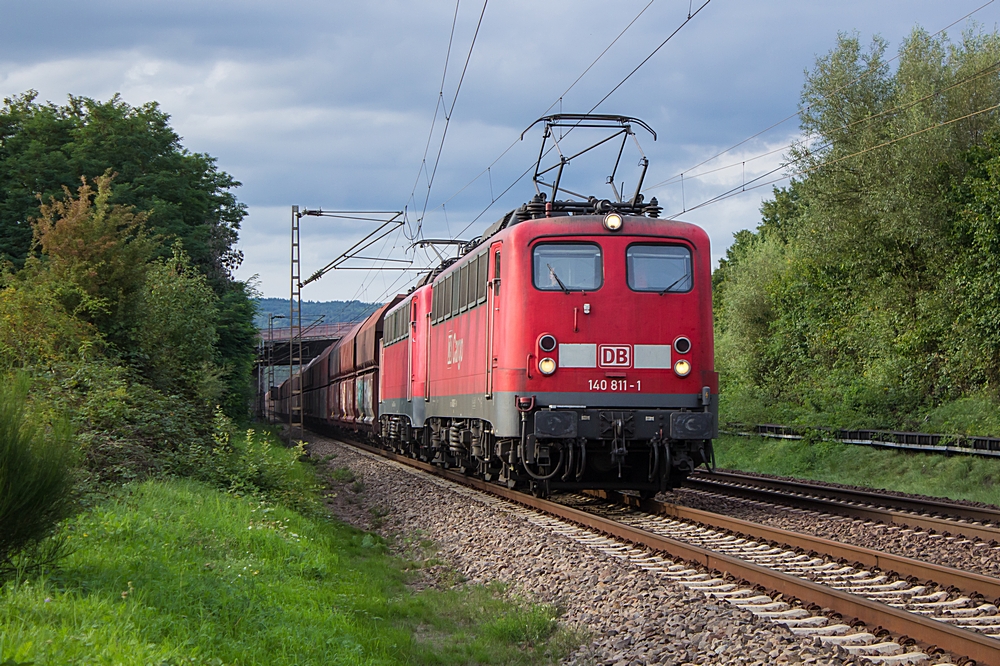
[686,470,1000,543]
[337,438,1000,665]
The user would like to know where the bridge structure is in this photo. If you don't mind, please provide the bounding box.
[254,321,358,418]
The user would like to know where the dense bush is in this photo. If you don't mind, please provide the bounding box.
[0,92,258,420]
[0,375,77,579]
[714,26,1000,433]
[0,95,295,579]
[12,180,293,501]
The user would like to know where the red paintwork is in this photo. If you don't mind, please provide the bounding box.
[379,215,716,411]
[381,285,432,404]
[491,216,716,399]
[280,213,717,437]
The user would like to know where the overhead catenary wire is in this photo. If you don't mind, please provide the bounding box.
[403,0,462,241]
[651,55,1000,194]
[585,0,711,115]
[357,0,489,301]
[368,0,669,301]
[647,0,996,192]
[431,0,661,212]
[412,0,490,241]
[671,100,1000,218]
[447,0,713,243]
[364,1,994,304]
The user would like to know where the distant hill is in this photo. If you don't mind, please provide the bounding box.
[254,299,381,329]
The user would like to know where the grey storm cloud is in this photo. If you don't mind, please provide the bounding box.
[1,0,995,300]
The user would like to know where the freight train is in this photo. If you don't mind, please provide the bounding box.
[270,115,718,496]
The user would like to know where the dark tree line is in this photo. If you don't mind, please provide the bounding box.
[714,27,1000,434]
[0,92,257,419]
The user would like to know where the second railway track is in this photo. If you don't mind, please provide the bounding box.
[685,470,1000,543]
[335,436,1000,665]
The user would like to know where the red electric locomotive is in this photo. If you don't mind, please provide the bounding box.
[279,114,718,495]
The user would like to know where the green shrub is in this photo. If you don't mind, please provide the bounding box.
[0,374,78,579]
[168,409,320,514]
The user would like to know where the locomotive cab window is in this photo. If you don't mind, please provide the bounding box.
[626,244,693,293]
[532,243,602,291]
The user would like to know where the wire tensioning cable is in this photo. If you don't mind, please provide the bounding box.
[413,0,490,241]
[404,0,463,241]
[430,0,662,215]
[448,1,713,242]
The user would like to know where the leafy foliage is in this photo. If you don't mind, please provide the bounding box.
[132,245,221,401]
[0,92,245,279]
[0,92,258,420]
[12,181,281,498]
[715,26,1000,432]
[31,174,157,353]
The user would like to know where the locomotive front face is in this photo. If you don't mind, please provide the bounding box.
[492,214,718,491]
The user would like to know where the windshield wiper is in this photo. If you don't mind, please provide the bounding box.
[547,264,571,294]
[659,273,690,295]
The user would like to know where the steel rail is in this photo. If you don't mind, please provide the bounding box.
[587,489,1000,602]
[686,470,1000,543]
[337,438,1000,665]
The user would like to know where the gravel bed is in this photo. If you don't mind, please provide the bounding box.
[307,434,869,666]
[664,488,1000,583]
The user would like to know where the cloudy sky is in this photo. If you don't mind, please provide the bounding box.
[1,0,995,302]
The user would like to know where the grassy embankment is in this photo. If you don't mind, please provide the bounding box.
[715,434,1000,506]
[0,479,576,665]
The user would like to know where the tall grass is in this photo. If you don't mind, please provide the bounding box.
[0,479,575,664]
[0,374,77,579]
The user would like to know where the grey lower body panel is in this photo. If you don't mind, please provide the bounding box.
[378,397,426,427]
[393,391,716,438]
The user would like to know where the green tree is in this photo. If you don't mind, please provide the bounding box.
[134,246,222,403]
[0,92,245,279]
[715,25,1000,430]
[0,92,258,420]
[31,174,156,353]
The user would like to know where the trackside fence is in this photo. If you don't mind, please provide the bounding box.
[723,423,1000,459]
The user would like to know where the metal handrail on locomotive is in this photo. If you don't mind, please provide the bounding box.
[270,114,718,496]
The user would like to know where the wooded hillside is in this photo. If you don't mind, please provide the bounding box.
[714,27,1000,435]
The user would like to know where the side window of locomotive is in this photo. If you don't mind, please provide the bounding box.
[443,275,454,320]
[432,277,450,324]
[532,243,603,291]
[467,255,479,308]
[459,264,470,312]
[450,271,460,316]
[626,244,693,293]
[478,251,488,303]
[493,250,501,296]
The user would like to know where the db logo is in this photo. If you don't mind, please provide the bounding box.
[599,345,631,368]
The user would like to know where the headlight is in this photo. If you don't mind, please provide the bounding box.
[603,212,623,231]
[538,357,557,375]
[673,359,691,377]
[538,334,557,353]
[673,336,691,354]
